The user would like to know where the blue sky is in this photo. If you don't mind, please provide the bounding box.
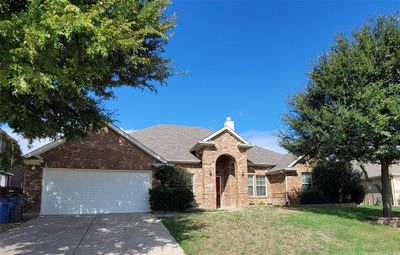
[104,0,399,152]
[5,1,400,153]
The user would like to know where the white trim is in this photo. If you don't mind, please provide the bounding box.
[202,126,250,144]
[237,143,254,150]
[287,156,303,168]
[301,172,312,190]
[169,160,202,164]
[247,174,255,197]
[189,141,215,152]
[24,123,168,164]
[106,123,167,163]
[255,175,267,197]
[265,168,297,175]
[0,171,13,176]
[42,167,153,173]
[24,139,65,158]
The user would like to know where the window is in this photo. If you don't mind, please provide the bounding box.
[256,176,266,196]
[302,173,312,191]
[247,175,254,196]
[186,174,195,193]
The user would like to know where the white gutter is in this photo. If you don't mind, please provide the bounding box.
[189,141,216,152]
[237,143,254,150]
[287,155,303,168]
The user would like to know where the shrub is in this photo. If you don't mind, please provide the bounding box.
[312,160,366,204]
[350,183,366,204]
[300,189,326,204]
[149,186,194,211]
[149,165,194,211]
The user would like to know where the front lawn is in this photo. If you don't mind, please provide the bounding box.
[161,206,400,255]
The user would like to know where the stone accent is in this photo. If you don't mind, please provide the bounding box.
[199,131,249,209]
[24,126,158,213]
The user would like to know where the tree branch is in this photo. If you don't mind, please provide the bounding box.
[359,164,383,195]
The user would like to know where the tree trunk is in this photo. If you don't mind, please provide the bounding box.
[380,159,392,218]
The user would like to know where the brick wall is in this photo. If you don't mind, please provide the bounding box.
[199,131,249,209]
[24,126,158,213]
[247,166,270,205]
[176,163,203,207]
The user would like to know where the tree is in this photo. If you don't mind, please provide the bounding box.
[312,160,365,204]
[279,15,400,217]
[0,130,22,172]
[0,0,174,141]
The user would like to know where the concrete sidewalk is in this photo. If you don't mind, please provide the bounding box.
[0,213,184,255]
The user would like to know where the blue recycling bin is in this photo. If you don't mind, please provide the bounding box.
[0,198,10,224]
[6,197,16,222]
[11,195,25,222]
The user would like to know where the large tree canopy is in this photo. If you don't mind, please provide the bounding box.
[0,0,174,140]
[279,15,400,217]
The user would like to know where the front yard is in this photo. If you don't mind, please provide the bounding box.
[161,206,400,255]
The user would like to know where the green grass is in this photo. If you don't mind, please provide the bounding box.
[161,206,400,255]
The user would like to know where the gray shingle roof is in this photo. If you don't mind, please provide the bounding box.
[130,124,213,163]
[247,146,284,166]
[270,153,298,171]
[129,124,293,168]
[352,162,400,178]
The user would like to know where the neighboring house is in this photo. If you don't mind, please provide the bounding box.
[0,171,12,187]
[353,164,400,207]
[23,118,312,215]
[0,128,18,188]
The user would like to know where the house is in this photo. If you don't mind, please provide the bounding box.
[23,118,312,215]
[0,171,12,188]
[354,164,400,207]
[0,128,19,188]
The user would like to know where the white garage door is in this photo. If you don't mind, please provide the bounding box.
[41,168,151,215]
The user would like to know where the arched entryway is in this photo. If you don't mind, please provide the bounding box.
[215,154,237,208]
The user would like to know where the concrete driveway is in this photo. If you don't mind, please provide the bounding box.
[0,213,184,255]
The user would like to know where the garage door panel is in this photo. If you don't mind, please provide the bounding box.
[42,168,151,215]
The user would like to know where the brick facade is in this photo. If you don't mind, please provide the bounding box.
[24,126,157,212]
[24,126,309,213]
[198,131,249,209]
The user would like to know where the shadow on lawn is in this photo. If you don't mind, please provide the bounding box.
[160,216,207,243]
[288,206,400,222]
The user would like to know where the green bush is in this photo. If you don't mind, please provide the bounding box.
[149,165,194,211]
[149,186,194,211]
[350,183,366,204]
[300,189,326,204]
[312,160,366,204]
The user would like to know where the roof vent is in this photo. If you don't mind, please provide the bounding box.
[224,117,235,130]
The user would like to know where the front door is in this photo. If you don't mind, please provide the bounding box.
[216,176,221,208]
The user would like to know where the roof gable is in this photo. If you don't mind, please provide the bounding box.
[25,123,167,163]
[202,126,250,144]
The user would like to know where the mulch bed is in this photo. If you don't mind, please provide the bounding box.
[366,216,400,227]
